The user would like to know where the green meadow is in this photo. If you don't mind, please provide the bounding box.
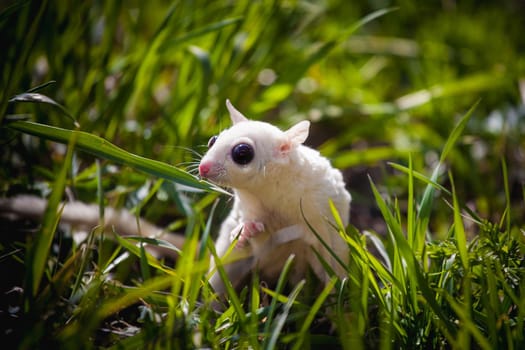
[1,1,524,348]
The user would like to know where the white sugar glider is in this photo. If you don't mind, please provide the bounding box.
[199,100,351,295]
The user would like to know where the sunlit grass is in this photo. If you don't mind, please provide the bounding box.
[1,0,524,349]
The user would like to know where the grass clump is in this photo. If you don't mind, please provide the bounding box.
[1,1,524,349]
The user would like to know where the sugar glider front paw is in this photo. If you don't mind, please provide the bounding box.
[231,221,265,248]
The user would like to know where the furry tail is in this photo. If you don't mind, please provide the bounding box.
[0,195,185,259]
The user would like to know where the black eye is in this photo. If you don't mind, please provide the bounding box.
[207,135,218,148]
[231,143,254,165]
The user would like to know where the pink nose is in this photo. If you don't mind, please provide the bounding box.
[199,162,211,177]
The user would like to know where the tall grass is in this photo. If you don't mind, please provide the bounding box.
[1,1,524,349]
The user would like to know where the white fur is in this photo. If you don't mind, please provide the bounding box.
[201,100,351,295]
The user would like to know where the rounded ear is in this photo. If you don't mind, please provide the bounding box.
[284,120,310,145]
[226,99,248,124]
[274,120,311,163]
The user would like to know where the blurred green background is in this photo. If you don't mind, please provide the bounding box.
[2,1,525,348]
[2,0,524,234]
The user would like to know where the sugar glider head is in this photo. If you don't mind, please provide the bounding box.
[198,100,310,188]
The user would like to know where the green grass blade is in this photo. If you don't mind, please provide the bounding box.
[26,80,57,93]
[179,222,205,308]
[94,275,174,324]
[9,92,77,125]
[343,227,394,306]
[206,239,247,324]
[388,162,451,195]
[30,129,78,296]
[407,154,415,248]
[262,254,296,347]
[343,7,398,38]
[266,280,305,350]
[0,0,47,122]
[138,242,151,280]
[114,235,175,275]
[36,248,83,307]
[368,177,414,290]
[415,162,441,258]
[440,100,480,164]
[501,159,511,241]
[199,200,218,260]
[248,270,261,347]
[443,292,491,350]
[71,225,100,299]
[160,17,243,49]
[301,201,347,272]
[7,120,218,192]
[416,101,479,253]
[291,277,337,350]
[450,173,469,271]
[125,236,182,253]
[71,160,104,298]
